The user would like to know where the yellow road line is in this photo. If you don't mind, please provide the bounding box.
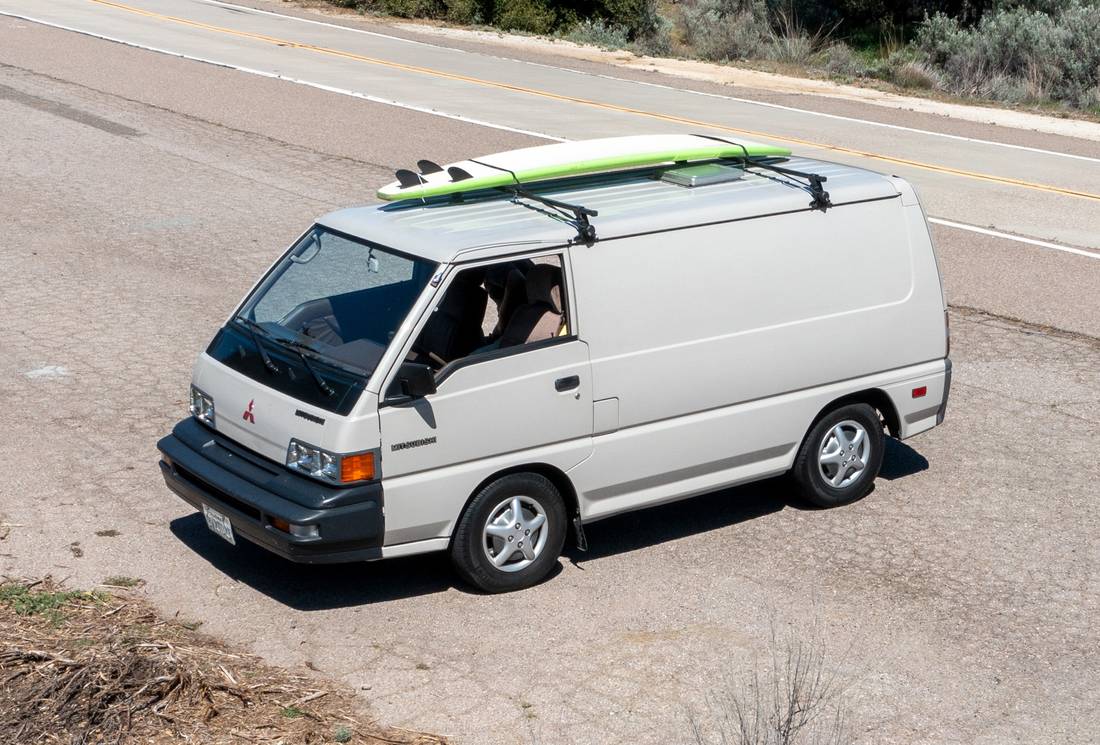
[91,0,1100,202]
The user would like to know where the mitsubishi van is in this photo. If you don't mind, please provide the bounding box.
[157,134,951,592]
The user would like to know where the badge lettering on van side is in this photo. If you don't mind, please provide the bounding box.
[392,436,437,452]
[295,410,326,425]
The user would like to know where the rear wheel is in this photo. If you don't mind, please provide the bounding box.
[450,473,567,593]
[792,403,885,508]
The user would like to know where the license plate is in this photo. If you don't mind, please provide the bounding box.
[203,504,236,545]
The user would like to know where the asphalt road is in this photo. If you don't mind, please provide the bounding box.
[0,4,1098,744]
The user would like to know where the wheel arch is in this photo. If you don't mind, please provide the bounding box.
[802,388,901,446]
[455,463,581,544]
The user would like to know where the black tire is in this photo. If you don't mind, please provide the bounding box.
[450,473,568,593]
[791,403,885,508]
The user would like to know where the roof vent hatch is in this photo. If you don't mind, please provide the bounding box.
[660,163,745,188]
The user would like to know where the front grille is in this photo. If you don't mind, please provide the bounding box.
[174,465,262,521]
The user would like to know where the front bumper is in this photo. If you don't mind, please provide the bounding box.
[157,418,383,563]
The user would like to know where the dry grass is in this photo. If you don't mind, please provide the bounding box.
[0,577,447,745]
[690,624,853,745]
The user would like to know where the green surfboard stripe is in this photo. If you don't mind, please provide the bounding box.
[377,143,792,201]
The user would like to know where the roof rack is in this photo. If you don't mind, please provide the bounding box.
[510,187,599,246]
[693,134,832,211]
[470,158,600,246]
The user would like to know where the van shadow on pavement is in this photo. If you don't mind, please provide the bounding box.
[879,437,929,480]
[170,514,456,610]
[170,439,928,609]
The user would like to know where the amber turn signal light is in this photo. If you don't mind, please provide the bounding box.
[341,452,375,482]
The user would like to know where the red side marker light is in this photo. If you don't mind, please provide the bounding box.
[912,386,927,398]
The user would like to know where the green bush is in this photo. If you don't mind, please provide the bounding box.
[680,0,771,60]
[1081,86,1100,112]
[563,18,632,48]
[1056,2,1100,103]
[820,42,871,77]
[377,0,446,17]
[445,0,489,23]
[915,2,1100,105]
[322,0,1100,110]
[605,0,660,36]
[490,0,557,32]
[630,12,674,55]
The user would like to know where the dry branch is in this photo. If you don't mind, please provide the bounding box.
[0,577,448,745]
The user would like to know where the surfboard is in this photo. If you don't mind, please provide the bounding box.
[376,134,791,202]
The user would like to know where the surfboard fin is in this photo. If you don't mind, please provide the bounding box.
[447,166,473,182]
[417,159,444,175]
[395,169,424,188]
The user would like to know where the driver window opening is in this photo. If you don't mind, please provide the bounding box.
[409,255,569,372]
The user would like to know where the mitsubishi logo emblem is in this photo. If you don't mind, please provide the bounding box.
[242,399,255,424]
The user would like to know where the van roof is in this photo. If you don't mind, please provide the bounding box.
[317,156,902,264]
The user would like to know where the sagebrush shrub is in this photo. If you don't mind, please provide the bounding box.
[680,0,771,61]
[323,0,1100,110]
[821,43,869,77]
[630,13,674,56]
[444,0,487,24]
[915,2,1100,105]
[563,18,631,49]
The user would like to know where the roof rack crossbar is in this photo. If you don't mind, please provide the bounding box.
[692,134,832,211]
[470,158,600,245]
[509,187,599,246]
[747,160,832,212]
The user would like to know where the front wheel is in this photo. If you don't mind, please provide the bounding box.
[791,403,885,508]
[450,473,567,593]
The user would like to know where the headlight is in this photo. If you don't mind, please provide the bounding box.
[286,439,376,484]
[189,385,215,427]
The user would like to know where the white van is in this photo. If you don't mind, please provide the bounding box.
[158,134,950,592]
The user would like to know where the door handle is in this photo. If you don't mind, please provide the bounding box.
[555,375,580,392]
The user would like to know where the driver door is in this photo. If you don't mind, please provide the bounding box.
[377,252,593,547]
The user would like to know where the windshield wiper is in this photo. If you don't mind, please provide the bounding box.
[235,316,281,376]
[273,338,337,398]
[235,317,348,397]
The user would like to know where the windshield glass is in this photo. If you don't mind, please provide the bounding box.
[239,227,437,375]
[205,227,437,415]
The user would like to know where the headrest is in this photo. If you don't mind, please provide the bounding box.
[482,264,511,302]
[525,264,562,314]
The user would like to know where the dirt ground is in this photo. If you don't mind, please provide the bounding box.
[0,578,445,744]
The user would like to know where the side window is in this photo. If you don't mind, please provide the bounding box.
[409,254,570,373]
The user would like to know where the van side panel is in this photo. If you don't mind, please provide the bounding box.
[568,197,946,520]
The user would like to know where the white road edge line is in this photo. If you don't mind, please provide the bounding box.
[0,11,567,143]
[197,0,466,51]
[6,10,1097,261]
[199,0,1100,165]
[927,218,1100,260]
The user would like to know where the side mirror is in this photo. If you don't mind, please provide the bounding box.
[395,362,437,398]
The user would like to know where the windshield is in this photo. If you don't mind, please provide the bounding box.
[205,227,437,414]
[239,227,436,374]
